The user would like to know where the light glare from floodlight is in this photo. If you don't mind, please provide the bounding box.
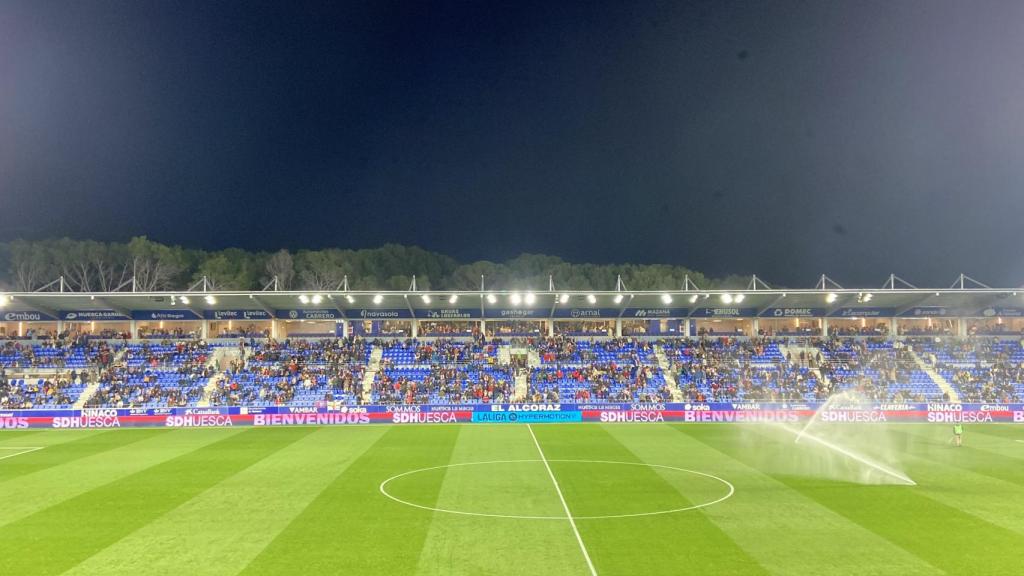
[721,293,733,304]
[587,294,597,304]
[510,293,522,306]
[689,294,699,304]
[373,294,383,305]
[734,293,745,303]
[298,294,309,304]
[345,295,355,304]
[560,293,570,304]
[661,293,673,304]
[179,296,190,305]
[449,294,458,304]
[311,294,323,304]
[826,293,838,304]
[421,294,431,304]
[486,293,497,304]
[524,293,536,305]
[204,295,216,305]
[613,294,623,304]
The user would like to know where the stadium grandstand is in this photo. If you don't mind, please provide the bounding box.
[2,275,1024,409]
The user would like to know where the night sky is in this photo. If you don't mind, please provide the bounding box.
[3,1,1024,287]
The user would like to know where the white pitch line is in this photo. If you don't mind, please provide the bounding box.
[0,446,43,461]
[527,424,597,576]
[1016,440,1024,444]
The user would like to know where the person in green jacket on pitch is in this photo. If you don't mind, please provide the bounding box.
[953,423,964,447]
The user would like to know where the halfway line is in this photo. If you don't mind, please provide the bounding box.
[527,424,597,576]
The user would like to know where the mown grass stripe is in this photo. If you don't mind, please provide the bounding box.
[681,424,1024,575]
[0,428,245,529]
[0,427,315,576]
[0,430,48,443]
[239,425,461,576]
[413,425,585,576]
[888,426,1024,488]
[0,429,164,482]
[607,423,941,576]
[533,423,770,576]
[61,426,390,576]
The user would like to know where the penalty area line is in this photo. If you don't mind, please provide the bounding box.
[0,446,44,461]
[527,424,598,576]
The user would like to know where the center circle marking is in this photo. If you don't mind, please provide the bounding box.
[378,459,734,520]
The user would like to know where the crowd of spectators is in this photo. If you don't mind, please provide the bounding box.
[669,338,815,402]
[375,365,513,404]
[89,340,213,408]
[210,337,367,406]
[529,363,667,403]
[0,369,84,408]
[817,338,930,402]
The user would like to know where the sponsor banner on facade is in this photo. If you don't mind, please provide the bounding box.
[760,307,827,318]
[483,308,547,319]
[827,307,895,318]
[343,308,412,320]
[898,306,957,318]
[130,310,201,321]
[978,307,1024,318]
[1,310,57,322]
[689,307,758,318]
[621,308,689,319]
[551,308,611,319]
[204,309,273,321]
[414,308,481,320]
[59,310,130,321]
[276,309,346,321]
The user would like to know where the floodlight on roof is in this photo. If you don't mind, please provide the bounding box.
[204,295,217,305]
[510,293,522,306]
[825,293,838,304]
[587,294,597,304]
[311,294,323,304]
[373,294,383,305]
[345,295,355,304]
[734,293,745,303]
[661,293,673,304]
[689,294,699,304]
[721,293,733,304]
[179,295,190,305]
[559,293,570,304]
[486,293,497,304]
[449,294,458,304]
[298,294,309,304]
[525,292,536,305]
[0,295,8,308]
[421,294,431,304]
[613,294,623,304]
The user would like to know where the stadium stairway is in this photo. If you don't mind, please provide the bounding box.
[73,346,128,408]
[361,345,383,399]
[780,344,830,393]
[197,347,239,407]
[908,348,961,402]
[513,370,528,401]
[72,374,101,409]
[653,345,684,401]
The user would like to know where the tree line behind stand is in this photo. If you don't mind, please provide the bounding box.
[0,237,754,293]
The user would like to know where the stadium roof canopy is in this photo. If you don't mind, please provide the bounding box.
[2,282,1023,320]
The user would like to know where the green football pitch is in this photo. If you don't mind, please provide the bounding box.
[1,423,1023,575]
